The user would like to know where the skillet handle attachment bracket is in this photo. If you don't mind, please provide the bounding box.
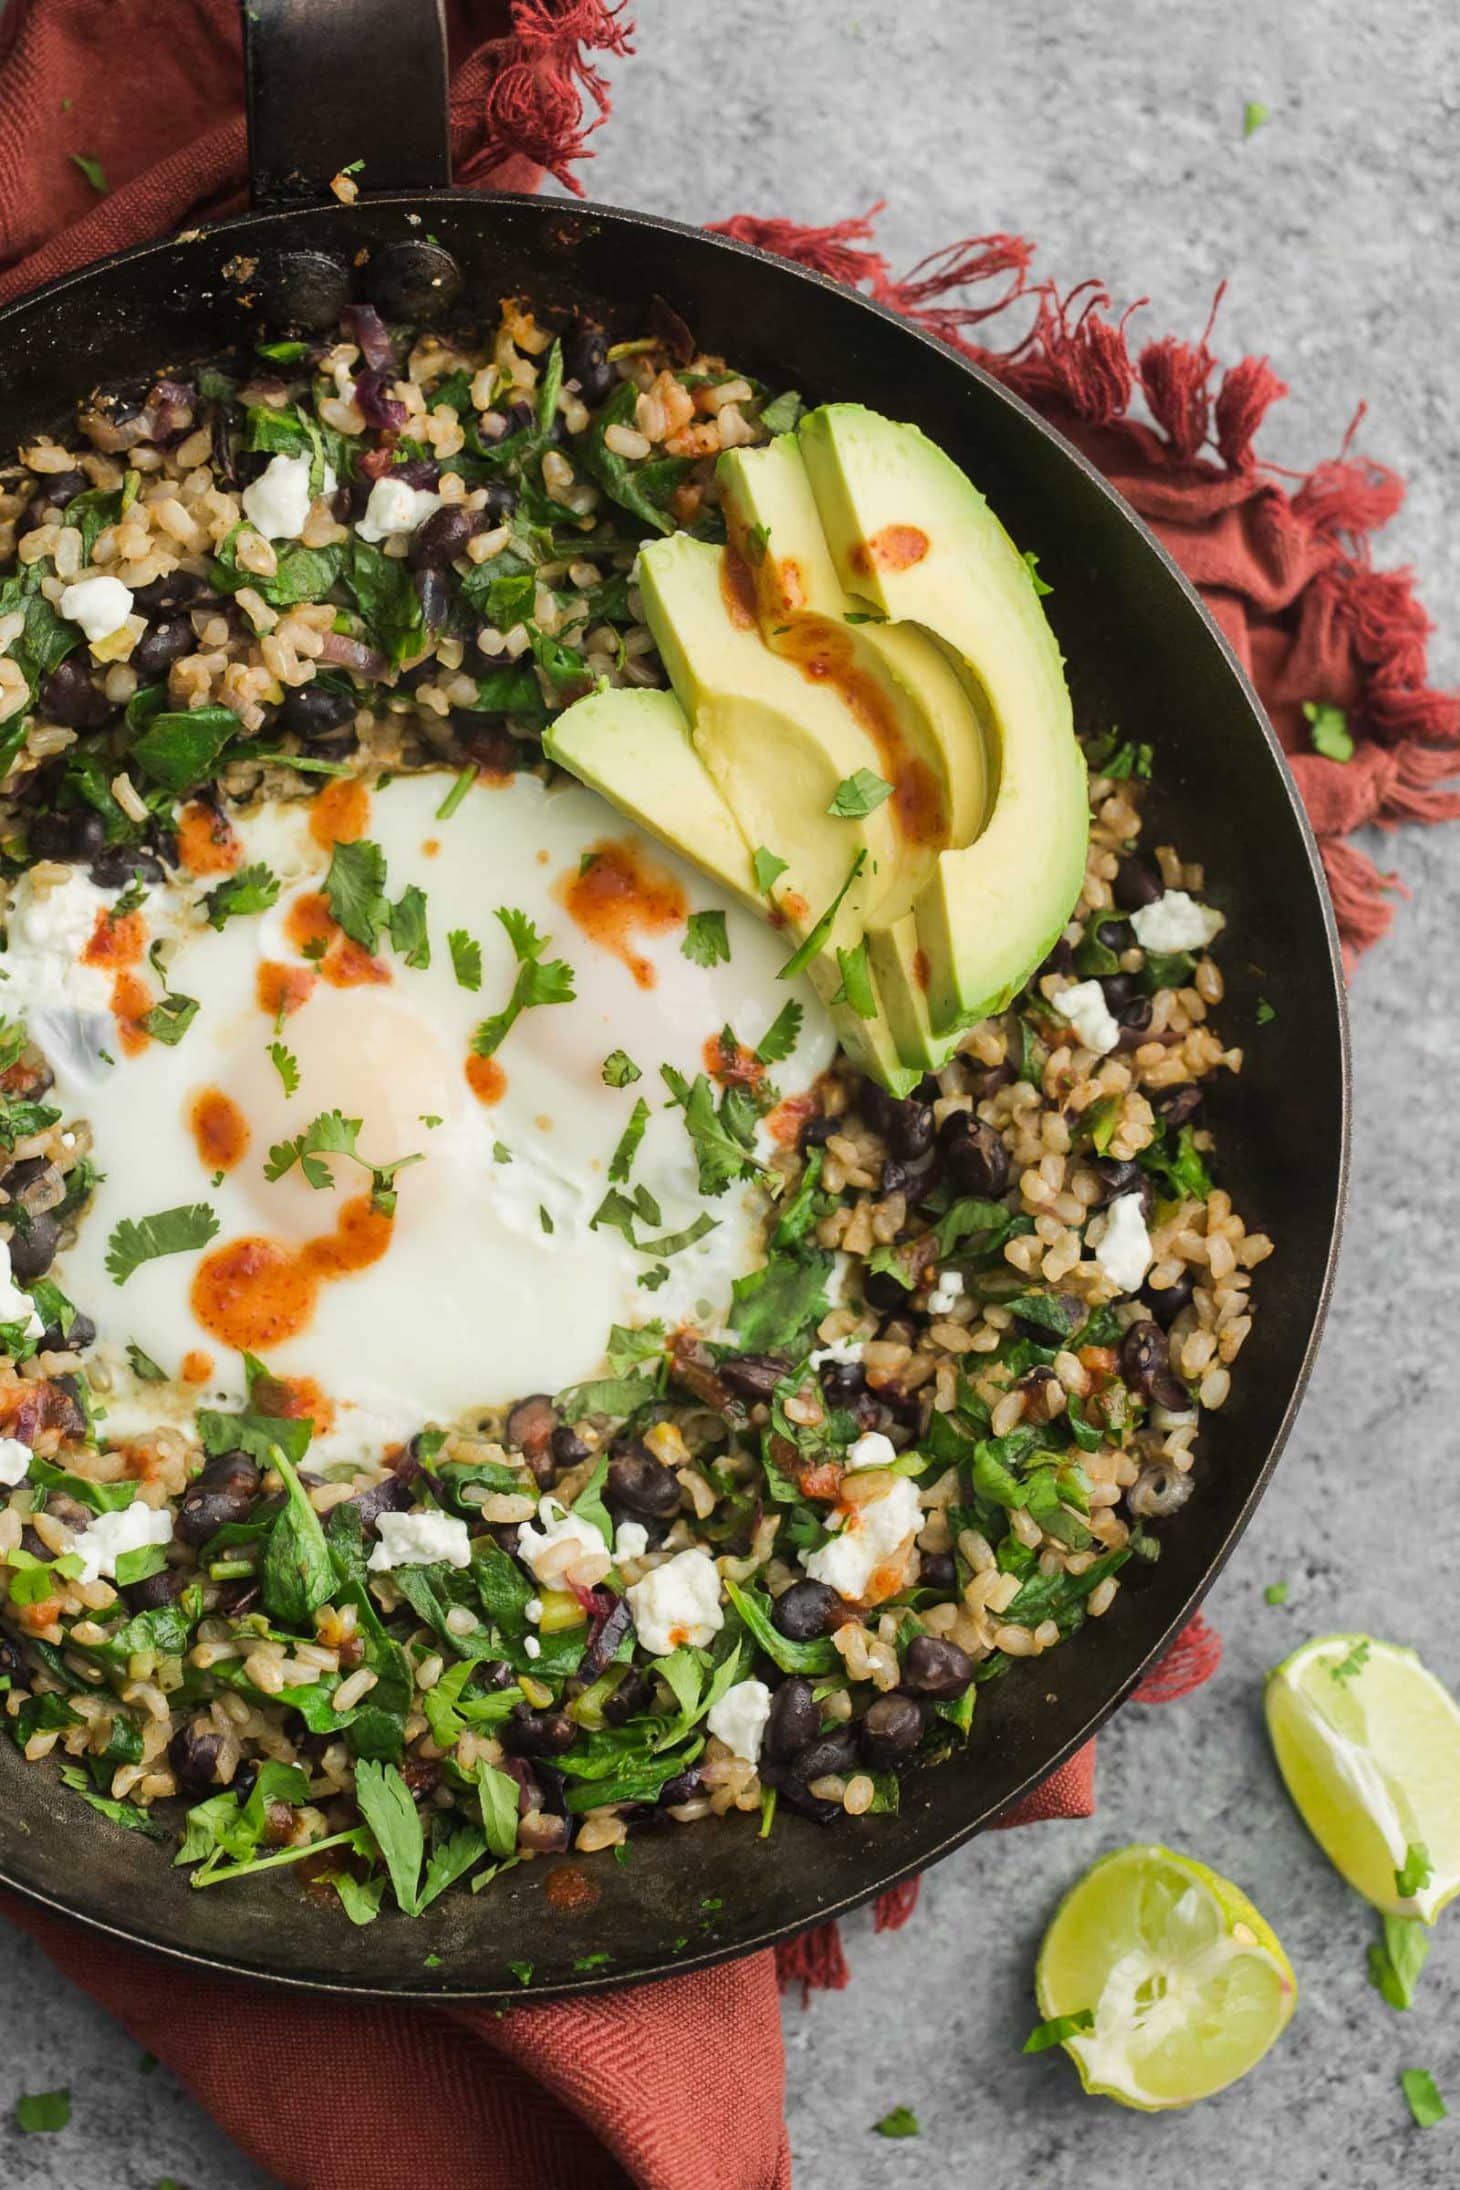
[243,0,453,207]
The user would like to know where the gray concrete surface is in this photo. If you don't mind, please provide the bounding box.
[3,1,1458,2183]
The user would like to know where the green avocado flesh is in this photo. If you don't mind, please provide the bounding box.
[546,403,1086,1086]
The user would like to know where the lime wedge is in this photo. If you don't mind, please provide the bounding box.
[1265,1633,1460,1922]
[1034,1844,1296,2109]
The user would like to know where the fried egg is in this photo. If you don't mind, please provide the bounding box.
[17,770,834,1462]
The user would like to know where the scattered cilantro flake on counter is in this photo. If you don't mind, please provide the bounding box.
[106,1203,218,1284]
[324,836,389,951]
[753,845,788,893]
[1401,2068,1447,2128]
[268,1041,300,1097]
[15,2087,71,2132]
[602,1048,641,1087]
[448,928,482,990]
[1264,1580,1288,1605]
[472,908,575,1059]
[1369,1915,1429,2010]
[755,998,802,1065]
[70,150,107,192]
[1304,700,1354,762]
[682,909,730,968]
[1396,1843,1433,1898]
[828,767,892,819]
[873,2107,920,2138]
[1023,2007,1094,2053]
[1330,1638,1371,1684]
[1243,99,1271,138]
[204,862,279,930]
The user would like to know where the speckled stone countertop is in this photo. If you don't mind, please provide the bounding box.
[2,3,1457,2184]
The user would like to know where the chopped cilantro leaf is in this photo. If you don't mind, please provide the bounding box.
[70,153,107,193]
[1330,1638,1371,1685]
[745,521,771,563]
[661,1064,765,1195]
[827,768,892,819]
[324,837,389,951]
[268,1041,300,1097]
[471,907,575,1059]
[682,909,731,968]
[1023,548,1053,595]
[387,884,430,969]
[125,1341,167,1381]
[1401,2068,1446,2128]
[1369,1915,1430,2011]
[106,1204,218,1285]
[138,942,199,1045]
[15,2087,70,2132]
[204,862,279,930]
[436,765,477,821]
[755,999,803,1065]
[1303,699,1354,763]
[1023,2007,1094,2053]
[1256,996,1276,1024]
[1243,99,1271,138]
[872,2106,920,2138]
[1396,1843,1432,1899]
[779,849,866,982]
[1263,1580,1288,1605]
[448,928,482,991]
[509,1960,534,1986]
[831,938,877,1018]
[608,1096,651,1183]
[752,846,788,894]
[265,1109,422,1209]
[602,1048,641,1087]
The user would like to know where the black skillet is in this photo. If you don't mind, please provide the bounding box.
[0,0,1348,1998]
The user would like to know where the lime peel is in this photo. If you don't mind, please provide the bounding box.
[1034,1843,1295,2111]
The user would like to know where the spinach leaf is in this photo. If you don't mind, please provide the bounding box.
[477,1763,521,1860]
[129,706,238,793]
[729,1247,833,1353]
[344,538,426,665]
[259,1443,336,1625]
[575,382,689,534]
[353,1757,424,1914]
[723,1578,838,1676]
[29,1453,136,1514]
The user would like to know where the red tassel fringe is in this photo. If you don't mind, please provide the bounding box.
[717,204,1457,960]
[456,0,633,192]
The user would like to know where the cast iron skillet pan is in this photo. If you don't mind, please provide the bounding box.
[0,0,1348,1998]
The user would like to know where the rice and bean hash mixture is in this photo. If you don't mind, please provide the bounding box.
[0,299,1269,1918]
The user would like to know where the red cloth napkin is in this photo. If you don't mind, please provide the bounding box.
[0,8,1455,2187]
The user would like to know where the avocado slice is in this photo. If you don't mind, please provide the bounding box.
[544,684,920,1091]
[798,403,1088,1032]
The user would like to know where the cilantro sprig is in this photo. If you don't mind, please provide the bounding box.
[471,907,575,1059]
[264,1108,422,1214]
[105,1204,219,1285]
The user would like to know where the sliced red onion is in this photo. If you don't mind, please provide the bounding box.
[319,631,389,679]
[145,378,197,444]
[343,303,396,373]
[353,368,408,434]
[578,1592,632,1681]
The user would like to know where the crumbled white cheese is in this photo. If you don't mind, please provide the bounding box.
[367,1509,472,1572]
[524,1596,543,1623]
[926,1268,965,1316]
[803,1475,922,1604]
[59,574,134,643]
[0,1436,32,1487]
[74,1500,173,1585]
[847,1430,898,1471]
[356,475,442,543]
[808,1334,864,1369]
[2,866,117,1024]
[515,1496,612,1590]
[613,1520,649,1562]
[524,1633,542,1659]
[1053,978,1121,1056]
[1093,1191,1154,1294]
[0,1242,43,1343]
[242,452,334,542]
[1131,890,1225,956]
[625,1546,724,1655]
[706,1677,772,1765]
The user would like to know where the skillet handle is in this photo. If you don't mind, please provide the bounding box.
[243,0,453,206]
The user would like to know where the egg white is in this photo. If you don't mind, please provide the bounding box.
[30,770,834,1461]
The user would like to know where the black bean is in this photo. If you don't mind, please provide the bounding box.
[1152,1083,1204,1129]
[878,1155,910,1196]
[939,1111,1010,1197]
[719,1353,787,1403]
[549,1423,592,1472]
[501,1705,576,1758]
[501,399,536,437]
[0,1155,56,1207]
[889,1099,934,1162]
[130,618,195,682]
[1095,918,1133,953]
[799,1112,836,1150]
[902,1634,974,1699]
[506,1393,558,1461]
[33,468,88,511]
[764,1676,819,1761]
[409,504,482,570]
[7,1211,58,1283]
[857,1078,896,1136]
[38,657,109,729]
[656,1766,703,1808]
[919,1550,956,1591]
[606,1446,680,1519]
[483,478,518,524]
[0,1632,23,1688]
[278,681,357,741]
[772,1578,842,1642]
[1039,934,1076,979]
[347,1470,415,1531]
[90,843,165,888]
[862,1265,912,1314]
[1114,997,1155,1045]
[1089,1158,1152,1216]
[1097,972,1141,1012]
[168,1721,226,1794]
[566,327,615,406]
[214,1578,261,1618]
[132,569,214,615]
[818,1358,867,1410]
[1120,1319,1190,1411]
[412,566,450,630]
[788,1729,860,1785]
[1142,1268,1194,1329]
[1114,857,1162,911]
[860,1693,924,1767]
[25,807,107,864]
[602,1668,655,1726]
[39,1309,95,1355]
[175,1451,261,1547]
[968,1060,1016,1101]
[125,1565,188,1612]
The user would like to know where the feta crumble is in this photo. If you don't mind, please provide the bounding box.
[58,574,133,644]
[1053,979,1120,1057]
[367,1509,472,1572]
[356,475,442,544]
[803,1475,922,1604]
[1131,890,1225,955]
[613,1520,649,1562]
[0,1242,44,1343]
[926,1269,965,1317]
[625,1546,724,1654]
[706,1677,772,1765]
[241,452,335,543]
[1092,1191,1154,1293]
[74,1501,173,1586]
[515,1497,612,1591]
[0,1437,32,1487]
[846,1430,898,1471]
[808,1333,865,1369]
